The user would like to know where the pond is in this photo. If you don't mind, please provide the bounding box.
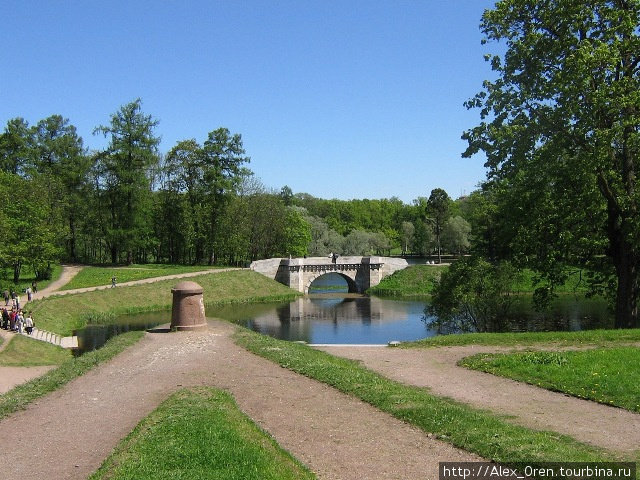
[210,293,613,345]
[73,273,614,352]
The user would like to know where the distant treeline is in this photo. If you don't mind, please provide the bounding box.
[0,99,484,284]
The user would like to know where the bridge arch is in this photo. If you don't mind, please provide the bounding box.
[305,272,357,294]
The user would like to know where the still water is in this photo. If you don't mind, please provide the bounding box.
[74,273,613,351]
[209,293,613,345]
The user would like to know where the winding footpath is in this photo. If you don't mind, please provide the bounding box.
[0,266,638,479]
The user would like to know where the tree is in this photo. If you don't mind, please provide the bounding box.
[200,128,250,264]
[427,256,522,333]
[32,115,90,261]
[0,118,34,175]
[441,216,472,256]
[94,99,160,264]
[426,188,451,263]
[279,185,294,206]
[0,172,60,283]
[342,230,372,255]
[463,0,640,328]
[400,221,415,254]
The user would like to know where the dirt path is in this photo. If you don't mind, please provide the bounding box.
[317,345,640,455]
[0,321,480,480]
[30,264,85,301]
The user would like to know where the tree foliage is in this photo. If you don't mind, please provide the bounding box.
[427,188,452,263]
[427,256,522,333]
[463,0,640,328]
[94,99,160,264]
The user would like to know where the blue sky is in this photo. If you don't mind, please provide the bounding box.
[1,0,498,202]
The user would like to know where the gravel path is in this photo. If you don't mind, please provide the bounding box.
[0,321,480,480]
[317,345,640,455]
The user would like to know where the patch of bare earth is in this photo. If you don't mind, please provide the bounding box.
[317,345,640,455]
[0,320,479,480]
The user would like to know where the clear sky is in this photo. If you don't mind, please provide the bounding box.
[1,0,498,203]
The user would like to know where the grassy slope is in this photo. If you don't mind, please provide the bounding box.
[29,270,300,336]
[60,264,221,290]
[369,264,595,298]
[0,335,72,366]
[367,265,446,297]
[89,387,315,480]
[461,347,640,413]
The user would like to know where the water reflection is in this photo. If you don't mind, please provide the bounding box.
[71,292,614,352]
[213,294,613,344]
[213,294,435,344]
[73,311,168,354]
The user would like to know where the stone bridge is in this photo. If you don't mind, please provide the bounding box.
[250,256,408,294]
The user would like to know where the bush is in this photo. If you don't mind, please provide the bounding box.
[426,256,522,332]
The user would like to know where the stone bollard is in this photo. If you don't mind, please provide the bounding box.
[170,281,207,331]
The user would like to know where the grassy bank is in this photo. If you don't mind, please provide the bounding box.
[367,264,445,297]
[234,328,627,464]
[461,347,640,412]
[89,387,315,480]
[405,328,640,348]
[368,264,595,298]
[60,264,221,290]
[0,331,143,420]
[0,335,72,366]
[29,270,300,336]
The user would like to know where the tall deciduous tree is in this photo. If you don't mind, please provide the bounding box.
[442,216,472,256]
[464,0,640,328]
[0,172,60,282]
[33,115,90,261]
[94,99,160,264]
[427,188,451,263]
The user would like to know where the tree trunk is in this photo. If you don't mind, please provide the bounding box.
[69,216,77,262]
[13,262,22,284]
[613,242,639,329]
[599,173,639,329]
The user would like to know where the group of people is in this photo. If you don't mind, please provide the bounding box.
[2,284,37,335]
[1,307,34,335]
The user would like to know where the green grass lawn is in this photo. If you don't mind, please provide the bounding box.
[0,264,63,296]
[405,328,640,348]
[60,264,222,290]
[89,387,315,480]
[460,347,640,413]
[0,335,72,366]
[30,270,300,336]
[367,264,446,297]
[234,328,630,464]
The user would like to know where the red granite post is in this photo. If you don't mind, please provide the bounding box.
[170,281,207,331]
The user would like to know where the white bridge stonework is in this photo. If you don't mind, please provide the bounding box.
[250,256,408,294]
